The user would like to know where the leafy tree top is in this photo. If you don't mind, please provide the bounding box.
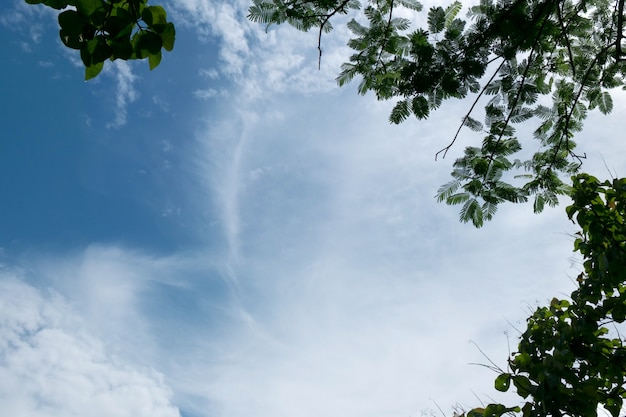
[249,0,626,226]
[466,174,626,417]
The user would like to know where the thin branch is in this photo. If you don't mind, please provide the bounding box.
[475,1,557,187]
[432,400,448,417]
[548,42,611,171]
[615,0,624,61]
[316,0,351,69]
[471,391,486,408]
[437,0,554,162]
[556,2,576,77]
[469,340,506,373]
[375,0,395,71]
[436,58,507,160]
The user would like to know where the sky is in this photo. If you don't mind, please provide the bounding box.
[1,1,626,417]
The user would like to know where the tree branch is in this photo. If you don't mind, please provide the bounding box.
[435,58,507,161]
[316,0,351,69]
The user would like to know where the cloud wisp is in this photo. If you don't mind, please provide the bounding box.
[182,70,582,417]
[106,61,140,129]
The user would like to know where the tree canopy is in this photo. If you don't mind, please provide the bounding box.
[463,174,626,417]
[247,0,626,226]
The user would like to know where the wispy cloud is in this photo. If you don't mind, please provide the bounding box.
[193,88,228,100]
[1,0,54,45]
[170,0,351,97]
[106,61,140,129]
[179,69,582,416]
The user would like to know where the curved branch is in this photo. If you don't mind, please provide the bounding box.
[435,58,507,161]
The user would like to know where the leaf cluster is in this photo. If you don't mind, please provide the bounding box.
[25,0,175,79]
[460,174,626,417]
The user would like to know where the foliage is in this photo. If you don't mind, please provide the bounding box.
[462,174,626,417]
[25,0,175,79]
[248,0,626,226]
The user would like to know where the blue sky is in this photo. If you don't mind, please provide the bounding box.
[1,1,626,417]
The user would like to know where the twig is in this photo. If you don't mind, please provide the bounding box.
[435,58,506,161]
[316,0,351,69]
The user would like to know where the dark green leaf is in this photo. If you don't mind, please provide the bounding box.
[74,0,102,17]
[427,6,445,34]
[494,373,511,392]
[411,96,429,119]
[58,10,83,36]
[160,23,176,52]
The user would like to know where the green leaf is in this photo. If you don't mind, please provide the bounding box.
[134,30,162,58]
[494,373,511,392]
[533,193,545,213]
[142,5,167,26]
[160,23,176,52]
[84,61,104,80]
[80,43,92,66]
[74,0,102,17]
[598,91,613,115]
[427,6,445,34]
[109,38,133,60]
[460,198,483,227]
[395,0,422,12]
[484,404,508,417]
[91,36,111,64]
[512,376,535,398]
[446,192,470,205]
[148,50,162,70]
[444,1,462,28]
[463,116,483,132]
[411,96,429,119]
[390,100,410,124]
[466,408,484,417]
[58,10,83,36]
[41,0,69,9]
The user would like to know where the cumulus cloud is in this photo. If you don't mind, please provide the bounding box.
[0,273,181,417]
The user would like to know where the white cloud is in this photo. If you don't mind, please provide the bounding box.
[1,0,54,44]
[199,68,220,79]
[193,88,228,100]
[153,96,171,113]
[106,61,140,129]
[0,273,181,417]
[170,0,352,97]
[177,75,586,417]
